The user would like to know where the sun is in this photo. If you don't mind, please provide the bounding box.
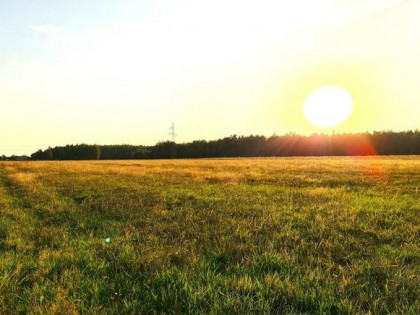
[303,86,353,128]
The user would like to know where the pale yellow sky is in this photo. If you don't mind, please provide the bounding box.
[1,0,419,155]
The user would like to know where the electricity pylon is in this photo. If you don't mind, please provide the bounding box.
[169,122,176,142]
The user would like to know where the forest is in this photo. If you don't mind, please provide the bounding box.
[24,130,420,160]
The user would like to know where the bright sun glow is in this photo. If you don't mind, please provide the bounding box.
[303,86,353,128]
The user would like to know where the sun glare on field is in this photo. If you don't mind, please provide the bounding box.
[303,86,353,128]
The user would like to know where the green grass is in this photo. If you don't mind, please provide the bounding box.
[1,157,420,313]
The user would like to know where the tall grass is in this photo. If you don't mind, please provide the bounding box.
[1,157,420,313]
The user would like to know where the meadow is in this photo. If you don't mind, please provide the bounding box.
[1,157,420,314]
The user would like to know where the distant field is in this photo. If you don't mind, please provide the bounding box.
[1,157,420,313]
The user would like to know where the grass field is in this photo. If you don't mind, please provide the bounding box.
[1,157,420,313]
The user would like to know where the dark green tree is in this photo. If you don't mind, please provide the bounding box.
[46,147,53,160]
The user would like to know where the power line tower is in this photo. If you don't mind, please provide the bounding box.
[169,122,176,142]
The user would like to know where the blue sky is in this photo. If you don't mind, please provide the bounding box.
[1,0,419,155]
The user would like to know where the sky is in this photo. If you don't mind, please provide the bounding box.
[1,0,419,155]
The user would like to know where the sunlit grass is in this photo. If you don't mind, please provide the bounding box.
[1,157,420,313]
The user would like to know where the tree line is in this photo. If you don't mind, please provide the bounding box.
[23,130,420,160]
[31,144,101,160]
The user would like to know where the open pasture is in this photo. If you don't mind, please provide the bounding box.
[1,157,420,313]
